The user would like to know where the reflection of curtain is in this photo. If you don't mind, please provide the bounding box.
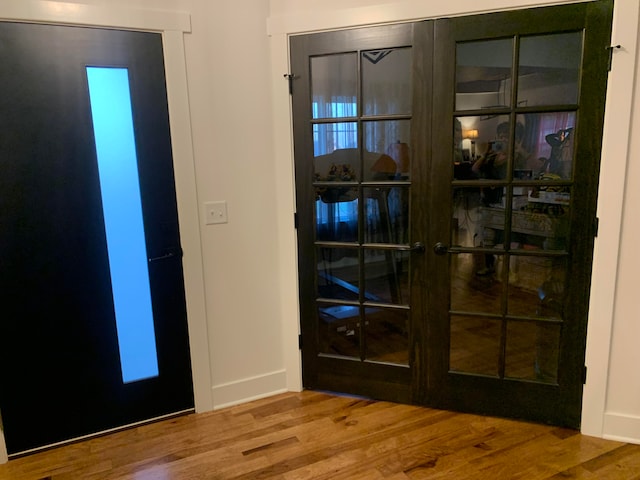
[522,113,540,155]
[312,97,357,155]
[316,198,358,237]
[532,113,574,160]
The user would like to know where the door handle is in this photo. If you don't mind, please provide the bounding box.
[148,247,183,263]
[399,242,426,253]
[433,242,449,255]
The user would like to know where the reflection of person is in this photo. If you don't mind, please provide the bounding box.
[472,121,531,180]
[472,121,531,276]
[544,127,573,178]
[472,122,508,180]
[454,119,463,163]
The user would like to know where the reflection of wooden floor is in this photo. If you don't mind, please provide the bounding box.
[450,254,560,383]
[319,254,560,381]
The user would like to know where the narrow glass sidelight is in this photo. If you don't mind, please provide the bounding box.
[86,66,159,383]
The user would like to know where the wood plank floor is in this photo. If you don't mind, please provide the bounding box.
[2,391,640,479]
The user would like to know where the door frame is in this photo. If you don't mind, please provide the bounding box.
[0,1,211,463]
[270,0,638,438]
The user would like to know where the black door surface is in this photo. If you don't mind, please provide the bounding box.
[291,1,612,428]
[0,22,194,454]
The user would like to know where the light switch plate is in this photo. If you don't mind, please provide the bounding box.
[204,201,228,225]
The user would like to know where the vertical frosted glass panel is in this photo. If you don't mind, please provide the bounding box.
[86,67,159,384]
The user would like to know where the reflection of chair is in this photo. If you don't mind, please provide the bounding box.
[314,148,407,304]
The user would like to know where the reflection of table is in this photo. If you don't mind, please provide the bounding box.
[481,207,569,250]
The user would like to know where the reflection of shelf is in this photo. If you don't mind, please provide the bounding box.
[481,207,568,240]
[528,191,570,205]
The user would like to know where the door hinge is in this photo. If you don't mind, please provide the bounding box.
[294,212,299,229]
[583,365,588,384]
[607,44,621,71]
[298,334,303,349]
[284,73,296,94]
[594,217,599,237]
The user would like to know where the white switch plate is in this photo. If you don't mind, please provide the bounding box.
[204,201,228,225]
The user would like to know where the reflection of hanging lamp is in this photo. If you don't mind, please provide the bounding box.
[386,140,410,174]
[463,129,479,159]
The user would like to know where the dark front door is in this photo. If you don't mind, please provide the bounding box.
[292,1,612,427]
[0,22,194,454]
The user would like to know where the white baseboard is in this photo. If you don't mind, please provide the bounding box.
[212,370,288,410]
[602,412,640,445]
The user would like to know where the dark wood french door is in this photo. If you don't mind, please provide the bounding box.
[291,1,612,427]
[0,22,194,454]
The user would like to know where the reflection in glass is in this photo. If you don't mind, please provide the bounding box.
[450,315,500,376]
[362,48,412,116]
[450,253,503,315]
[315,188,358,242]
[311,54,357,120]
[505,321,560,383]
[516,112,576,180]
[318,303,360,358]
[317,247,359,301]
[364,187,409,245]
[510,186,570,252]
[363,249,409,305]
[508,256,566,319]
[365,308,409,365]
[451,188,483,248]
[363,120,411,180]
[456,38,513,111]
[456,112,577,182]
[313,125,358,166]
[518,32,582,107]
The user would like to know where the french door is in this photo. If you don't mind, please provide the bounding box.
[0,22,194,454]
[291,1,612,427]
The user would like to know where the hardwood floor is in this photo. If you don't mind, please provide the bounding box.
[2,391,640,479]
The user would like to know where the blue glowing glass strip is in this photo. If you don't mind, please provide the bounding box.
[86,67,159,384]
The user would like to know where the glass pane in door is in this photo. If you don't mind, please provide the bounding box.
[365,307,409,365]
[456,39,513,111]
[362,47,412,116]
[364,120,411,180]
[518,32,583,107]
[311,53,357,119]
[505,320,560,383]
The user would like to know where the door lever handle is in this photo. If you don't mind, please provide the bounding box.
[399,242,426,253]
[148,247,183,263]
[433,242,449,255]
